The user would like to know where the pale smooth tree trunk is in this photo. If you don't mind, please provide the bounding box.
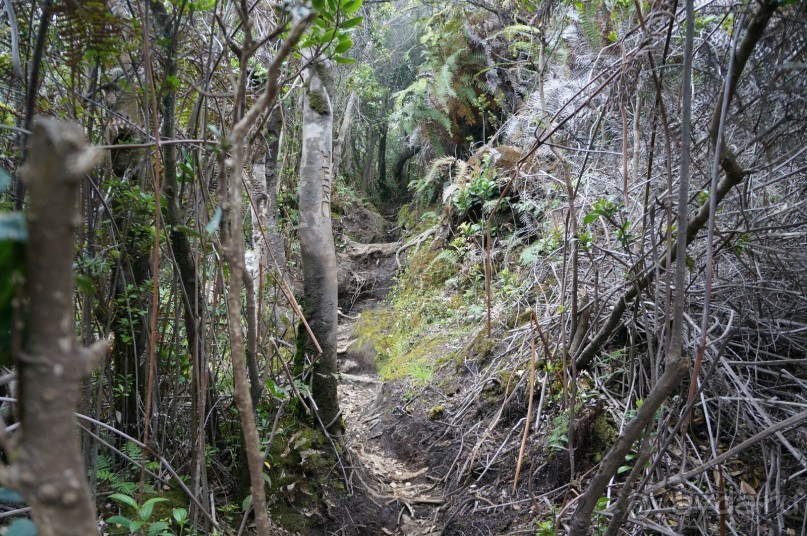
[297,59,342,435]
[3,118,107,535]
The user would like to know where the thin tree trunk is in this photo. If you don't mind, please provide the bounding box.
[4,118,107,536]
[361,127,377,192]
[262,107,287,281]
[152,4,211,521]
[219,14,314,534]
[332,90,355,180]
[377,117,388,190]
[297,59,342,435]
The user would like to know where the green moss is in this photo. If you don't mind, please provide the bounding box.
[454,326,496,370]
[258,416,339,533]
[428,405,445,420]
[307,90,329,114]
[591,413,618,459]
[397,202,418,230]
[379,334,452,383]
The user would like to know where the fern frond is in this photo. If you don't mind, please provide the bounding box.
[51,1,121,68]
[422,156,460,190]
[434,50,462,105]
[578,2,602,50]
[420,107,453,134]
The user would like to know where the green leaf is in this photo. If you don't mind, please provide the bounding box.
[7,518,37,536]
[340,15,363,29]
[582,213,598,225]
[205,207,222,234]
[242,494,252,512]
[312,0,325,9]
[341,0,362,14]
[0,213,28,242]
[334,55,357,64]
[172,507,188,524]
[109,493,139,510]
[106,515,134,529]
[265,378,289,399]
[148,521,170,536]
[76,275,95,294]
[334,36,353,54]
[617,465,632,474]
[322,28,338,43]
[139,497,168,521]
[0,167,11,193]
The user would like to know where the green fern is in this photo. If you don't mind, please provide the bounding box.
[435,50,462,105]
[576,1,603,49]
[51,1,121,68]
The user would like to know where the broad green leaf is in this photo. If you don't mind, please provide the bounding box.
[242,494,253,512]
[334,36,353,54]
[334,55,357,64]
[106,515,134,529]
[172,507,188,523]
[139,497,168,521]
[7,518,37,536]
[109,493,139,510]
[582,213,598,225]
[76,275,95,294]
[322,28,338,43]
[148,521,170,536]
[311,0,325,9]
[265,377,289,399]
[340,16,363,29]
[342,0,362,14]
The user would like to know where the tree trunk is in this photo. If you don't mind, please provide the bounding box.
[332,91,356,180]
[7,118,107,535]
[262,107,287,281]
[377,117,388,194]
[152,4,212,521]
[392,145,421,194]
[361,127,377,192]
[297,59,342,435]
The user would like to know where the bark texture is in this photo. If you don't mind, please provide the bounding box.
[7,118,106,535]
[298,59,342,434]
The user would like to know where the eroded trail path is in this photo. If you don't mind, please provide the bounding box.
[331,208,446,535]
[337,319,444,536]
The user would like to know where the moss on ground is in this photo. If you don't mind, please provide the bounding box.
[258,416,341,533]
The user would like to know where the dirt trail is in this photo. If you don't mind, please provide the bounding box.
[332,206,446,535]
[336,319,445,536]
